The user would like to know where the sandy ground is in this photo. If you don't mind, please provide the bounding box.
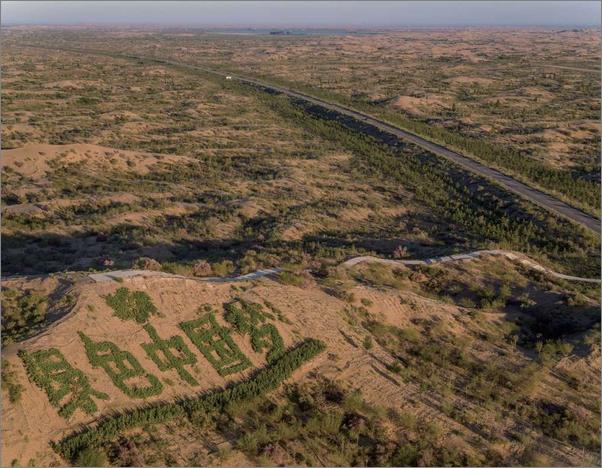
[2,143,195,180]
[2,252,599,466]
[0,271,484,466]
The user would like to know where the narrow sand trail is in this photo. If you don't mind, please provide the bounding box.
[87,250,600,284]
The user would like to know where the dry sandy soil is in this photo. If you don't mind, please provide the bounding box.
[2,255,600,466]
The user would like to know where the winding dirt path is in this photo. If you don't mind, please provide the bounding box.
[88,250,600,284]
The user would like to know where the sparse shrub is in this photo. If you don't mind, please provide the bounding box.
[74,447,107,467]
[1,360,23,403]
[363,336,373,350]
[355,263,404,290]
[133,257,162,271]
[212,260,235,277]
[392,245,409,259]
[278,271,308,288]
[192,259,213,277]
[518,292,536,309]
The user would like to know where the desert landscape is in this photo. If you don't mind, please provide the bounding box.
[1,4,600,467]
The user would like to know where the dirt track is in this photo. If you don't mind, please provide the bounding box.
[87,250,600,284]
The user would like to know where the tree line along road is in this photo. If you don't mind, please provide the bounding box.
[32,45,601,234]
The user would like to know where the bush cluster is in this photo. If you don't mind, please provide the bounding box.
[18,348,108,418]
[224,299,285,362]
[179,312,252,376]
[141,324,199,386]
[79,332,164,399]
[52,338,325,462]
[104,288,159,324]
[1,359,24,403]
[1,288,48,344]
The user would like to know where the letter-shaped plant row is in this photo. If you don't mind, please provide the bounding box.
[179,311,252,377]
[104,287,159,324]
[18,348,108,418]
[52,338,325,462]
[141,324,199,386]
[224,299,285,363]
[78,332,163,399]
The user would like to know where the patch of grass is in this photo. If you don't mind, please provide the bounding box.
[74,447,107,467]
[211,260,235,277]
[277,270,307,287]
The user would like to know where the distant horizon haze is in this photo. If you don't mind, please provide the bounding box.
[2,1,600,27]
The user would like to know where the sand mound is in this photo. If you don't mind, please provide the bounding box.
[2,143,194,180]
[390,95,448,116]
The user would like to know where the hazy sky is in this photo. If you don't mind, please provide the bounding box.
[2,1,600,27]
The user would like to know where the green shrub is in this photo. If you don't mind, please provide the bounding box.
[362,336,373,350]
[104,288,158,324]
[18,348,108,418]
[212,260,235,277]
[74,447,107,467]
[52,338,326,461]
[278,271,307,287]
[79,332,163,398]
[1,288,48,344]
[1,360,23,403]
[141,324,199,386]
[224,300,284,362]
[179,312,252,376]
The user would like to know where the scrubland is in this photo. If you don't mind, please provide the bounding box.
[1,27,600,467]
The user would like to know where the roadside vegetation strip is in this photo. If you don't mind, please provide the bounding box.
[51,338,326,461]
[217,64,601,218]
[141,56,602,222]
[265,96,599,277]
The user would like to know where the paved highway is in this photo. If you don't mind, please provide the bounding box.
[138,54,601,234]
[32,46,601,234]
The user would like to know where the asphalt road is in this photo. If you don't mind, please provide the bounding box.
[143,55,600,234]
[32,46,601,234]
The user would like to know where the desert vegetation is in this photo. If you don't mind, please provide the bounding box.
[53,338,326,463]
[18,348,109,418]
[79,332,164,399]
[2,36,598,281]
[1,25,599,468]
[224,299,285,363]
[7,28,597,212]
[104,288,159,324]
[179,310,252,376]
